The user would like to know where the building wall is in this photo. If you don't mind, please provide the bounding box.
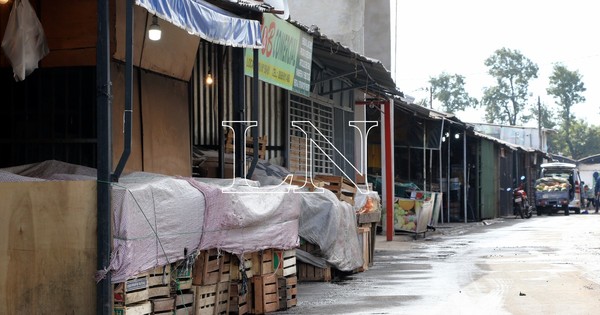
[364,0,391,70]
[288,0,365,54]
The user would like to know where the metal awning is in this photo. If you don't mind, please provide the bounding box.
[136,0,263,48]
[289,20,402,98]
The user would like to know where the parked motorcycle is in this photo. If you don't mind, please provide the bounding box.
[508,176,533,219]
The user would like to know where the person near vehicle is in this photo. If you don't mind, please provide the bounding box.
[594,172,600,213]
[584,184,594,209]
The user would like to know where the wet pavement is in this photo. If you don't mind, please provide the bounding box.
[277,214,600,315]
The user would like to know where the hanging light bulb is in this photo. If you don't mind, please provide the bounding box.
[148,15,162,41]
[205,72,213,85]
[0,0,10,4]
[455,133,460,139]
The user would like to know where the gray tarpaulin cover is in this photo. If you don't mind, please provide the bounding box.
[298,189,363,271]
[107,172,206,283]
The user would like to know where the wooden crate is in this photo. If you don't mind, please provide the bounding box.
[251,274,279,314]
[230,254,254,281]
[148,265,171,299]
[297,262,332,282]
[274,249,297,278]
[289,175,324,191]
[174,291,194,315]
[313,175,357,205]
[225,129,268,160]
[172,260,194,293]
[277,276,297,310]
[151,297,175,314]
[193,249,232,285]
[114,274,149,305]
[251,249,274,276]
[356,226,370,272]
[297,242,331,282]
[113,301,151,315]
[194,282,230,315]
[229,280,252,315]
[288,135,308,173]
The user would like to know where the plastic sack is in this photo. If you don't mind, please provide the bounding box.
[1,0,49,81]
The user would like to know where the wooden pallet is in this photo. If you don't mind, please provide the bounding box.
[193,249,232,285]
[148,265,171,299]
[194,282,230,315]
[114,273,149,305]
[251,274,279,314]
[225,129,268,160]
[113,301,152,315]
[274,249,297,278]
[229,280,252,315]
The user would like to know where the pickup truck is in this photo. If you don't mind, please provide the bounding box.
[534,177,570,215]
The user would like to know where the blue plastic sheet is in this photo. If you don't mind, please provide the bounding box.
[136,0,262,48]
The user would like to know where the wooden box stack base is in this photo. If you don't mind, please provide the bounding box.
[149,265,171,299]
[229,280,252,315]
[193,249,232,285]
[297,242,332,282]
[251,274,279,314]
[114,273,149,306]
[356,226,371,272]
[152,297,175,315]
[174,291,194,315]
[194,282,230,315]
[113,301,151,315]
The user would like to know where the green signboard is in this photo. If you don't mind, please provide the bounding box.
[245,14,313,96]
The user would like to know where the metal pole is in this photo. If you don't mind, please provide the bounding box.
[247,48,260,178]
[447,130,451,222]
[385,100,394,241]
[463,130,467,223]
[96,0,112,313]
[112,0,133,181]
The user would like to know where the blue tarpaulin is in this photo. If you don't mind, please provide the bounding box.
[136,0,263,48]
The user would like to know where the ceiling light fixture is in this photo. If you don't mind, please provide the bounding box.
[148,15,162,41]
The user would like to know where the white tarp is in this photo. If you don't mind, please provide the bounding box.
[1,0,49,81]
[188,179,301,255]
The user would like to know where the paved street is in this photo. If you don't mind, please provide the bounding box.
[279,214,600,315]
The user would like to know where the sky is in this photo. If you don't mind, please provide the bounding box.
[391,0,600,127]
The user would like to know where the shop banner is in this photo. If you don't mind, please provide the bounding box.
[245,14,313,96]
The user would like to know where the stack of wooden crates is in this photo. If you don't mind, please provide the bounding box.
[113,248,297,315]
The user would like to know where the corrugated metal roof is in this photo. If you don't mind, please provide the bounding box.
[288,20,403,98]
[213,0,275,12]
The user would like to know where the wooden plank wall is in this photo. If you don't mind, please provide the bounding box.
[0,181,97,314]
[111,62,192,177]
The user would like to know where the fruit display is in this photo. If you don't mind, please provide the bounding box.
[534,177,571,192]
[394,198,417,232]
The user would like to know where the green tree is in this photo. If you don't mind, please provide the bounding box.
[546,63,586,157]
[549,120,600,159]
[428,73,478,113]
[481,48,539,125]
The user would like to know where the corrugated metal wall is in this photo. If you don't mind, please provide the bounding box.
[479,139,496,219]
[191,42,286,161]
